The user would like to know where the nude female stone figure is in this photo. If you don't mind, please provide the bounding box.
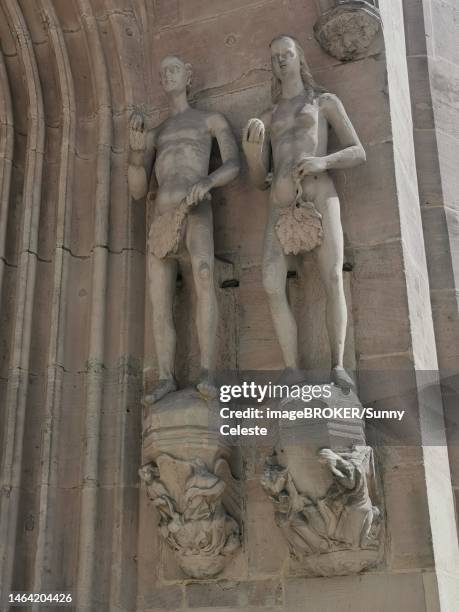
[128,56,240,403]
[242,35,366,391]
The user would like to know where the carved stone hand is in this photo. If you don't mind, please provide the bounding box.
[292,155,328,180]
[186,177,213,207]
[242,118,265,158]
[129,110,146,152]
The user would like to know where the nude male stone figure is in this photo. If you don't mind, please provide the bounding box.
[128,56,240,403]
[243,35,366,392]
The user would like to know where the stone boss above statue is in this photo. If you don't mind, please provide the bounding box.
[128,55,240,405]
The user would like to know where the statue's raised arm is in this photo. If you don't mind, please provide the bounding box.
[242,111,272,190]
[128,111,156,201]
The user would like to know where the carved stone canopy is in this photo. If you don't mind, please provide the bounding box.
[314,1,381,61]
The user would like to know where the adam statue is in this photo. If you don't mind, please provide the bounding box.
[243,35,366,392]
[128,56,240,403]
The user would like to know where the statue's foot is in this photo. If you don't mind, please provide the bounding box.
[196,370,218,400]
[142,377,177,406]
[331,366,355,395]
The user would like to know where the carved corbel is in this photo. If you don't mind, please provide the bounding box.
[314,1,381,62]
[261,443,383,576]
[140,388,241,579]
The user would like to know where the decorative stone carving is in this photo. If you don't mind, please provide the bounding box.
[148,197,198,260]
[243,35,366,392]
[140,387,242,579]
[128,56,240,404]
[261,445,381,574]
[314,1,381,62]
[274,180,324,256]
[139,454,240,579]
[260,386,383,576]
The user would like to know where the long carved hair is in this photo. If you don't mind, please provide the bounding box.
[270,35,327,103]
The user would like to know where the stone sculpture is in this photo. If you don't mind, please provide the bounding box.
[243,35,366,391]
[314,1,381,62]
[261,445,382,575]
[139,454,240,579]
[317,447,380,547]
[128,55,240,404]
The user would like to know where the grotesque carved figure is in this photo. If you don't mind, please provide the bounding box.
[243,35,366,392]
[128,56,240,404]
[314,2,381,62]
[139,454,240,578]
[317,446,381,548]
[261,445,381,574]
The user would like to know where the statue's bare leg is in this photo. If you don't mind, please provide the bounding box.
[143,252,178,404]
[262,207,301,377]
[186,201,218,399]
[315,193,354,393]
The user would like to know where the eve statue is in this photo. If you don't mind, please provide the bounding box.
[243,35,366,391]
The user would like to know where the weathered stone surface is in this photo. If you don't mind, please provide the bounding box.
[436,130,459,212]
[285,572,429,611]
[404,0,459,548]
[247,579,283,607]
[140,388,241,579]
[407,55,435,130]
[336,143,401,247]
[238,264,284,370]
[403,0,428,57]
[245,479,289,575]
[431,0,459,64]
[186,581,246,608]
[137,584,184,610]
[413,129,443,207]
[314,2,381,62]
[431,57,459,143]
[380,447,434,570]
[260,385,382,576]
[1,0,459,610]
[351,240,411,357]
[262,445,383,575]
[318,64,390,154]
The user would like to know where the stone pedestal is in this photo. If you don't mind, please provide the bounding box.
[142,387,231,465]
[140,388,241,579]
[1,2,459,610]
[261,385,383,576]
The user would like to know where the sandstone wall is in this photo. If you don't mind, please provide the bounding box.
[0,1,458,611]
[402,0,459,534]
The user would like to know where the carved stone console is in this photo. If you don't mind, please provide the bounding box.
[140,388,241,579]
[314,1,381,61]
[261,385,383,576]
